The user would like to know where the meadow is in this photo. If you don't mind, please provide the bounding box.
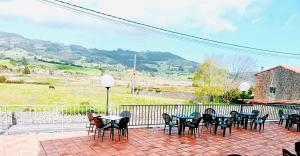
[0,58,192,106]
[0,76,188,105]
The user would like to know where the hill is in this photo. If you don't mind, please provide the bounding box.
[0,32,198,74]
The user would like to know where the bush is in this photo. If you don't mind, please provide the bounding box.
[23,107,35,112]
[60,102,106,115]
[26,82,50,85]
[23,66,30,74]
[0,76,6,83]
[223,88,241,103]
[5,79,24,84]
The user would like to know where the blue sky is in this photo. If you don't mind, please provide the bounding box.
[0,0,299,71]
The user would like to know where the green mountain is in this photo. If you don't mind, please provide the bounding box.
[0,32,198,74]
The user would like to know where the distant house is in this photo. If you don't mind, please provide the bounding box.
[254,65,300,102]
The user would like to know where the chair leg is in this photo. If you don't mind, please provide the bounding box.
[91,125,94,133]
[88,125,91,135]
[223,128,226,137]
[118,129,121,142]
[259,124,262,132]
[164,125,166,133]
[98,130,101,138]
[229,127,231,135]
[93,129,97,140]
[102,130,105,141]
[169,126,172,135]
[278,119,282,125]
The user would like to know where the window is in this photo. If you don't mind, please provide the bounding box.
[270,87,276,94]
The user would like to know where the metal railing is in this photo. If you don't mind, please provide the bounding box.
[117,104,300,126]
[1,104,300,134]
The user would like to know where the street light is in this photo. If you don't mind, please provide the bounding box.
[239,82,250,113]
[101,74,115,115]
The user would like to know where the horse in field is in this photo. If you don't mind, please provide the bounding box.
[49,85,55,90]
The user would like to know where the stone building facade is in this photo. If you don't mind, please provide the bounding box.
[255,65,300,101]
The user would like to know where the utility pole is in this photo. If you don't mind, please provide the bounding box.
[132,54,136,104]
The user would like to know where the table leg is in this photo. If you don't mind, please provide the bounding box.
[285,116,290,128]
[111,121,114,141]
[245,116,248,129]
[178,118,183,135]
[214,117,219,135]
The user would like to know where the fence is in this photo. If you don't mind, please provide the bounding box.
[1,104,300,134]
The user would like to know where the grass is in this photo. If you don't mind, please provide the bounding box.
[0,58,191,106]
[0,59,14,68]
[53,64,101,75]
[0,81,187,105]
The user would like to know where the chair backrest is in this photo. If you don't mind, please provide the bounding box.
[204,108,215,115]
[193,117,202,127]
[190,112,201,118]
[290,114,299,123]
[202,114,213,123]
[94,118,105,128]
[225,117,233,126]
[162,113,172,124]
[294,115,300,122]
[118,117,130,129]
[251,110,260,117]
[295,142,300,154]
[230,111,239,118]
[283,148,296,156]
[87,112,94,121]
[120,111,131,118]
[261,114,269,122]
[278,109,284,116]
[295,142,300,156]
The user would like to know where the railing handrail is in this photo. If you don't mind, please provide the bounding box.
[1,103,299,134]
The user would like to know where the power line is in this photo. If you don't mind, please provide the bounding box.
[39,0,300,57]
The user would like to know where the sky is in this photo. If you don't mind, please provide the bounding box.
[0,0,299,71]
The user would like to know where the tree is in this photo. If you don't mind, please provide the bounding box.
[0,76,6,83]
[216,55,256,102]
[193,58,229,102]
[221,55,257,89]
[21,57,28,66]
[23,65,30,74]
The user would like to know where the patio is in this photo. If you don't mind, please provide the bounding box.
[1,122,299,156]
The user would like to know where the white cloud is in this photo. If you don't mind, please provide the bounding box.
[0,0,262,33]
[282,13,300,30]
[251,16,266,24]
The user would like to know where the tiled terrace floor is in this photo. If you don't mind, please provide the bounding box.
[1,122,299,156]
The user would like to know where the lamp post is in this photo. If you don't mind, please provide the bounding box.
[101,74,115,116]
[239,82,250,113]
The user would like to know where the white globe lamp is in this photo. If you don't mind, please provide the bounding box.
[101,74,114,115]
[239,82,250,113]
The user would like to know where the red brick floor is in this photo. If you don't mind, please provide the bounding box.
[1,122,299,156]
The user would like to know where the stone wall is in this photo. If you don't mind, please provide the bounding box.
[255,66,300,100]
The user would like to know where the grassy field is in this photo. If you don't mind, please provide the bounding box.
[0,58,192,106]
[0,78,187,105]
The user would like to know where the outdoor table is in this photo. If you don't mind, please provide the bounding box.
[211,114,230,135]
[172,114,195,135]
[99,115,123,141]
[239,112,255,129]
